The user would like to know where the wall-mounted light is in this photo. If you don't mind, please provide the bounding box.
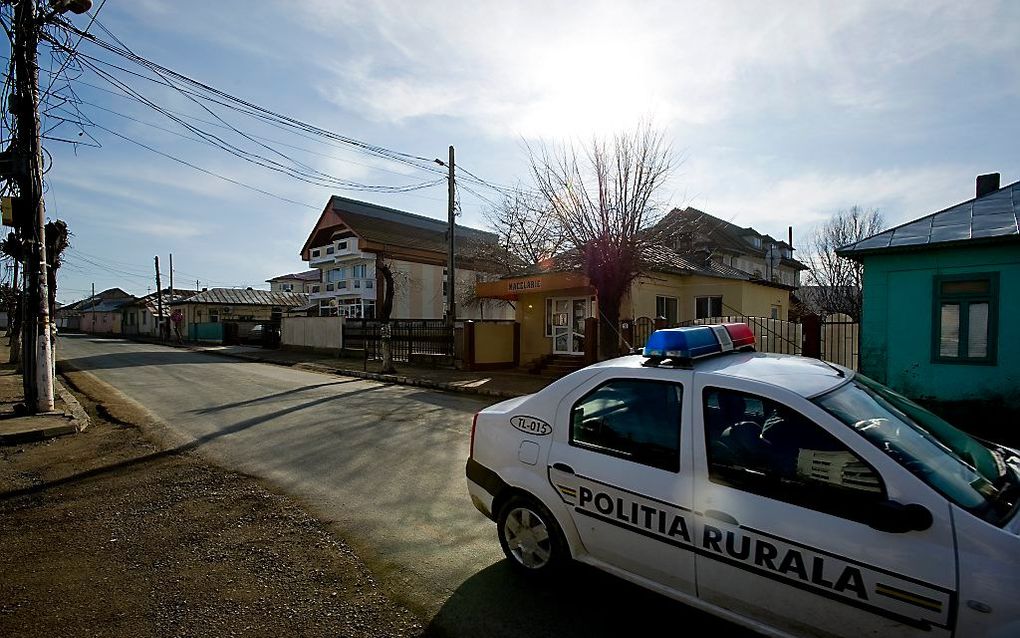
[528,304,533,309]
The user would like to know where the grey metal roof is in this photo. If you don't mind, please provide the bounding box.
[84,298,136,313]
[171,288,309,307]
[267,269,320,282]
[839,180,1020,255]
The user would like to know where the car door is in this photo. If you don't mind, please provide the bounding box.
[691,377,956,638]
[547,369,697,596]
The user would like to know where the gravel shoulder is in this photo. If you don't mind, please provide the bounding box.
[0,363,422,638]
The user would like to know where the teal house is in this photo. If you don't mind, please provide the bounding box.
[838,174,1020,406]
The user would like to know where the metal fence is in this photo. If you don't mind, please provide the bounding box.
[820,313,860,371]
[343,319,454,362]
[633,316,655,349]
[676,315,803,355]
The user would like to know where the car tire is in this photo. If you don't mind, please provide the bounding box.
[496,494,568,574]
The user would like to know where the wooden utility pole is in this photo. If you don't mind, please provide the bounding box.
[90,282,95,332]
[154,257,164,341]
[12,0,53,411]
[446,145,456,325]
[169,253,174,295]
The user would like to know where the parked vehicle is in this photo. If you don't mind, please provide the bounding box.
[247,323,280,345]
[466,323,1020,638]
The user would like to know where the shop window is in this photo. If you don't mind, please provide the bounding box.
[695,296,722,319]
[655,295,679,324]
[933,273,998,363]
[545,298,553,337]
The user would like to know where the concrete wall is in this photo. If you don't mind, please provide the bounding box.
[473,321,515,364]
[281,316,344,353]
[859,243,1020,402]
[81,311,122,334]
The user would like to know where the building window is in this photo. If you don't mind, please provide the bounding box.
[352,264,367,279]
[655,295,679,324]
[571,379,684,472]
[326,283,335,292]
[311,249,320,258]
[365,279,374,289]
[209,309,219,323]
[771,305,781,320]
[311,284,320,293]
[545,298,553,337]
[338,241,348,250]
[933,273,998,363]
[282,283,293,292]
[695,296,722,319]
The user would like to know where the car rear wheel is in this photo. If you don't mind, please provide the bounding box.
[497,495,567,573]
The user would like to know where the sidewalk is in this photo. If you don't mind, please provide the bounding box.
[123,334,552,399]
[0,348,90,445]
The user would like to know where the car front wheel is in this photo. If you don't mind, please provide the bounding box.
[497,495,567,573]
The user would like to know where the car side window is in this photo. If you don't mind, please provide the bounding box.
[703,387,885,519]
[571,379,683,472]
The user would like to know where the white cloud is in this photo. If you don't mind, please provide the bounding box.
[682,164,991,243]
[298,0,1020,139]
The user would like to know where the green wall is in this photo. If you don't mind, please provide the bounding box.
[859,243,1020,402]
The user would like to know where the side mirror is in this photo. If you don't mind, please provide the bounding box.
[868,500,933,534]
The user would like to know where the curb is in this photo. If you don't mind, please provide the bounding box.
[210,351,526,400]
[55,377,91,432]
[113,335,531,401]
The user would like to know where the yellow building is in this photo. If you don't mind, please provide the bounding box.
[475,247,794,368]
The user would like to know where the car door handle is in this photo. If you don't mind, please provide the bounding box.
[552,462,575,474]
[705,509,739,525]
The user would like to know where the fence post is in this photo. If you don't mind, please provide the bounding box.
[464,320,476,371]
[620,319,633,350]
[584,317,598,365]
[802,313,822,359]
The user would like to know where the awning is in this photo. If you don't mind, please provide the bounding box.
[476,271,591,300]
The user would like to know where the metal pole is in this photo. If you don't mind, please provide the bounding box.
[446,145,456,325]
[155,257,163,340]
[13,0,54,411]
[91,282,94,333]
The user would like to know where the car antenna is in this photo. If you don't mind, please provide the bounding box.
[819,359,845,377]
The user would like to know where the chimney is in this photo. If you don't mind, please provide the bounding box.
[202,287,208,292]
[788,226,793,248]
[976,173,1000,199]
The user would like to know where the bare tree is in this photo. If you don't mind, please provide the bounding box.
[529,125,676,358]
[376,256,397,374]
[483,188,563,272]
[805,206,884,320]
[1,232,25,366]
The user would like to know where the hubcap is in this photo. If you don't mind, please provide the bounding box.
[503,506,552,569]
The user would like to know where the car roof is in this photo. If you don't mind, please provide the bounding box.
[588,352,850,398]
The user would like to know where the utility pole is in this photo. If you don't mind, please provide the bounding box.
[13,0,51,411]
[169,252,174,295]
[446,145,456,326]
[154,256,164,341]
[9,0,90,412]
[90,282,94,332]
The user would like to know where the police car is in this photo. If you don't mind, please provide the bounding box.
[466,323,1020,638]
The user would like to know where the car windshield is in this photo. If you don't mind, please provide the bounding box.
[814,374,1020,525]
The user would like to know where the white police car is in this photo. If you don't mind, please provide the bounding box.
[466,324,1020,638]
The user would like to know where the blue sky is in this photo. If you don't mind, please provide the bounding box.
[6,0,1018,303]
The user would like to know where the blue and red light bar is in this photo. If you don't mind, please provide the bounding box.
[642,323,755,360]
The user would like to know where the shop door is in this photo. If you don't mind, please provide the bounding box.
[552,297,587,355]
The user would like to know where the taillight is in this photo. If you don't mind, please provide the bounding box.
[469,412,479,459]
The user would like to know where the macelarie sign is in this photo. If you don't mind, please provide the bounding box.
[507,279,542,292]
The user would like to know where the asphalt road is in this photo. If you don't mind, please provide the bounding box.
[58,334,750,637]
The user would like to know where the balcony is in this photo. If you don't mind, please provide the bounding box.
[309,245,334,265]
[309,279,375,300]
